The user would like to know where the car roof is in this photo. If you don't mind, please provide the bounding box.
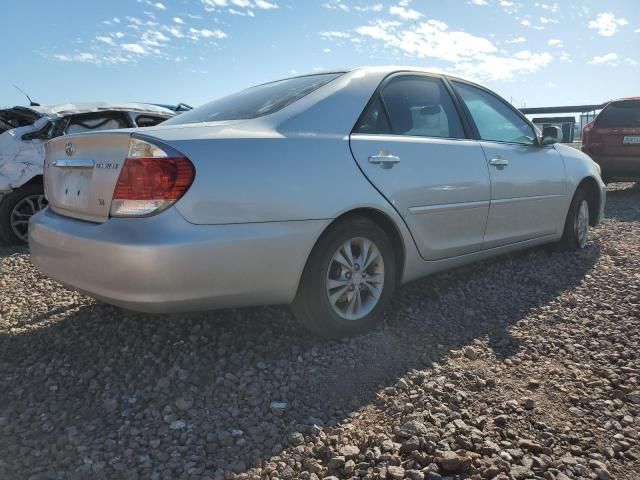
[25,102,175,118]
[255,66,481,90]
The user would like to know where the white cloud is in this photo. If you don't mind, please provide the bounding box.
[625,58,638,66]
[323,48,331,53]
[469,0,489,5]
[173,17,185,24]
[506,36,526,44]
[354,19,552,81]
[520,19,531,26]
[547,38,563,46]
[201,0,278,11]
[121,43,147,54]
[535,2,558,13]
[96,36,115,45]
[588,12,628,37]
[320,31,352,39]
[389,5,423,21]
[254,0,277,8]
[189,27,227,39]
[354,4,383,12]
[589,53,618,65]
[322,0,350,12]
[150,2,166,10]
[539,16,558,24]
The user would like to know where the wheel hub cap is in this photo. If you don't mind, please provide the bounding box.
[325,237,385,321]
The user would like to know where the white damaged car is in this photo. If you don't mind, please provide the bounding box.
[0,102,175,244]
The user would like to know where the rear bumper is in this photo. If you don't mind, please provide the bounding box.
[584,149,640,181]
[29,207,329,313]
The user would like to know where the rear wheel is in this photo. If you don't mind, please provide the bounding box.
[291,217,397,338]
[0,183,47,245]
[559,187,590,251]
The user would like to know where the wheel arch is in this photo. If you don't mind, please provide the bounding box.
[577,176,601,226]
[310,207,406,283]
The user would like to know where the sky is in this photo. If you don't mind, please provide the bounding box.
[2,0,639,110]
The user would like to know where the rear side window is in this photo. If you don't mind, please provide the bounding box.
[353,97,391,134]
[65,114,129,135]
[373,75,466,139]
[163,73,343,125]
[136,115,169,128]
[596,100,640,128]
[453,81,536,145]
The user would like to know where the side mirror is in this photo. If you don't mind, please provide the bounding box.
[540,126,563,146]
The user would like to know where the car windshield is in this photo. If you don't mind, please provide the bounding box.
[163,73,343,125]
[596,100,640,128]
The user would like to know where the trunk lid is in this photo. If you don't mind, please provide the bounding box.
[591,127,640,157]
[44,132,132,222]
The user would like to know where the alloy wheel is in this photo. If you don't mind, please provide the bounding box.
[575,199,589,249]
[325,237,385,321]
[10,194,48,243]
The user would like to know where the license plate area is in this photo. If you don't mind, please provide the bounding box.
[623,135,640,145]
[56,168,93,209]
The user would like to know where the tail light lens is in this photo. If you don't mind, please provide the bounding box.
[581,120,604,155]
[582,120,594,145]
[111,137,195,217]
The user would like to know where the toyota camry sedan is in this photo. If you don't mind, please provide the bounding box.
[30,67,606,337]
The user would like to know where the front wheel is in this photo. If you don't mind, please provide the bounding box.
[559,188,590,251]
[0,183,48,245]
[291,217,398,338]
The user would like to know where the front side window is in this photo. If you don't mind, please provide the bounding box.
[596,100,640,128]
[453,81,536,145]
[163,73,343,125]
[373,75,466,139]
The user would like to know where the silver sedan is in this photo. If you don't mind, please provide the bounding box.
[29,67,606,337]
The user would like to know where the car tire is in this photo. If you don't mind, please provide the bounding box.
[558,187,590,251]
[291,216,398,338]
[0,183,47,245]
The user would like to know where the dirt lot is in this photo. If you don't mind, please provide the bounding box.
[1,184,639,480]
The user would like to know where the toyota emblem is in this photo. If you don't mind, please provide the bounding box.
[65,142,75,156]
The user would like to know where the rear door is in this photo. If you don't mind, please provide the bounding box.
[451,81,567,248]
[349,73,491,261]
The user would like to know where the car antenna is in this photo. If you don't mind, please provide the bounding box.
[12,84,40,107]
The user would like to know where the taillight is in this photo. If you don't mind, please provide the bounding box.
[581,120,604,155]
[111,137,195,217]
[582,120,594,145]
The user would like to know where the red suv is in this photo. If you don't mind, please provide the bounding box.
[582,97,640,183]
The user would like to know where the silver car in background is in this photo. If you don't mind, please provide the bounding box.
[30,67,605,337]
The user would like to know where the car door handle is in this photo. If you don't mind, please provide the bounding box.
[489,156,509,167]
[368,152,400,169]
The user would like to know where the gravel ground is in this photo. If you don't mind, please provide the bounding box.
[1,183,639,480]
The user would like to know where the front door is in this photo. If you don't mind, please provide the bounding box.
[452,81,567,249]
[349,74,491,261]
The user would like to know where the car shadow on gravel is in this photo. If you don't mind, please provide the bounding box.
[0,239,601,477]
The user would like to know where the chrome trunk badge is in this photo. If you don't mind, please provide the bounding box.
[65,142,75,156]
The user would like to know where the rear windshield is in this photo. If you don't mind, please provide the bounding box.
[163,73,343,125]
[596,100,640,128]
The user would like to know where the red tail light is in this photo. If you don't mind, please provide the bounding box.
[582,120,604,155]
[113,157,194,201]
[111,137,195,217]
